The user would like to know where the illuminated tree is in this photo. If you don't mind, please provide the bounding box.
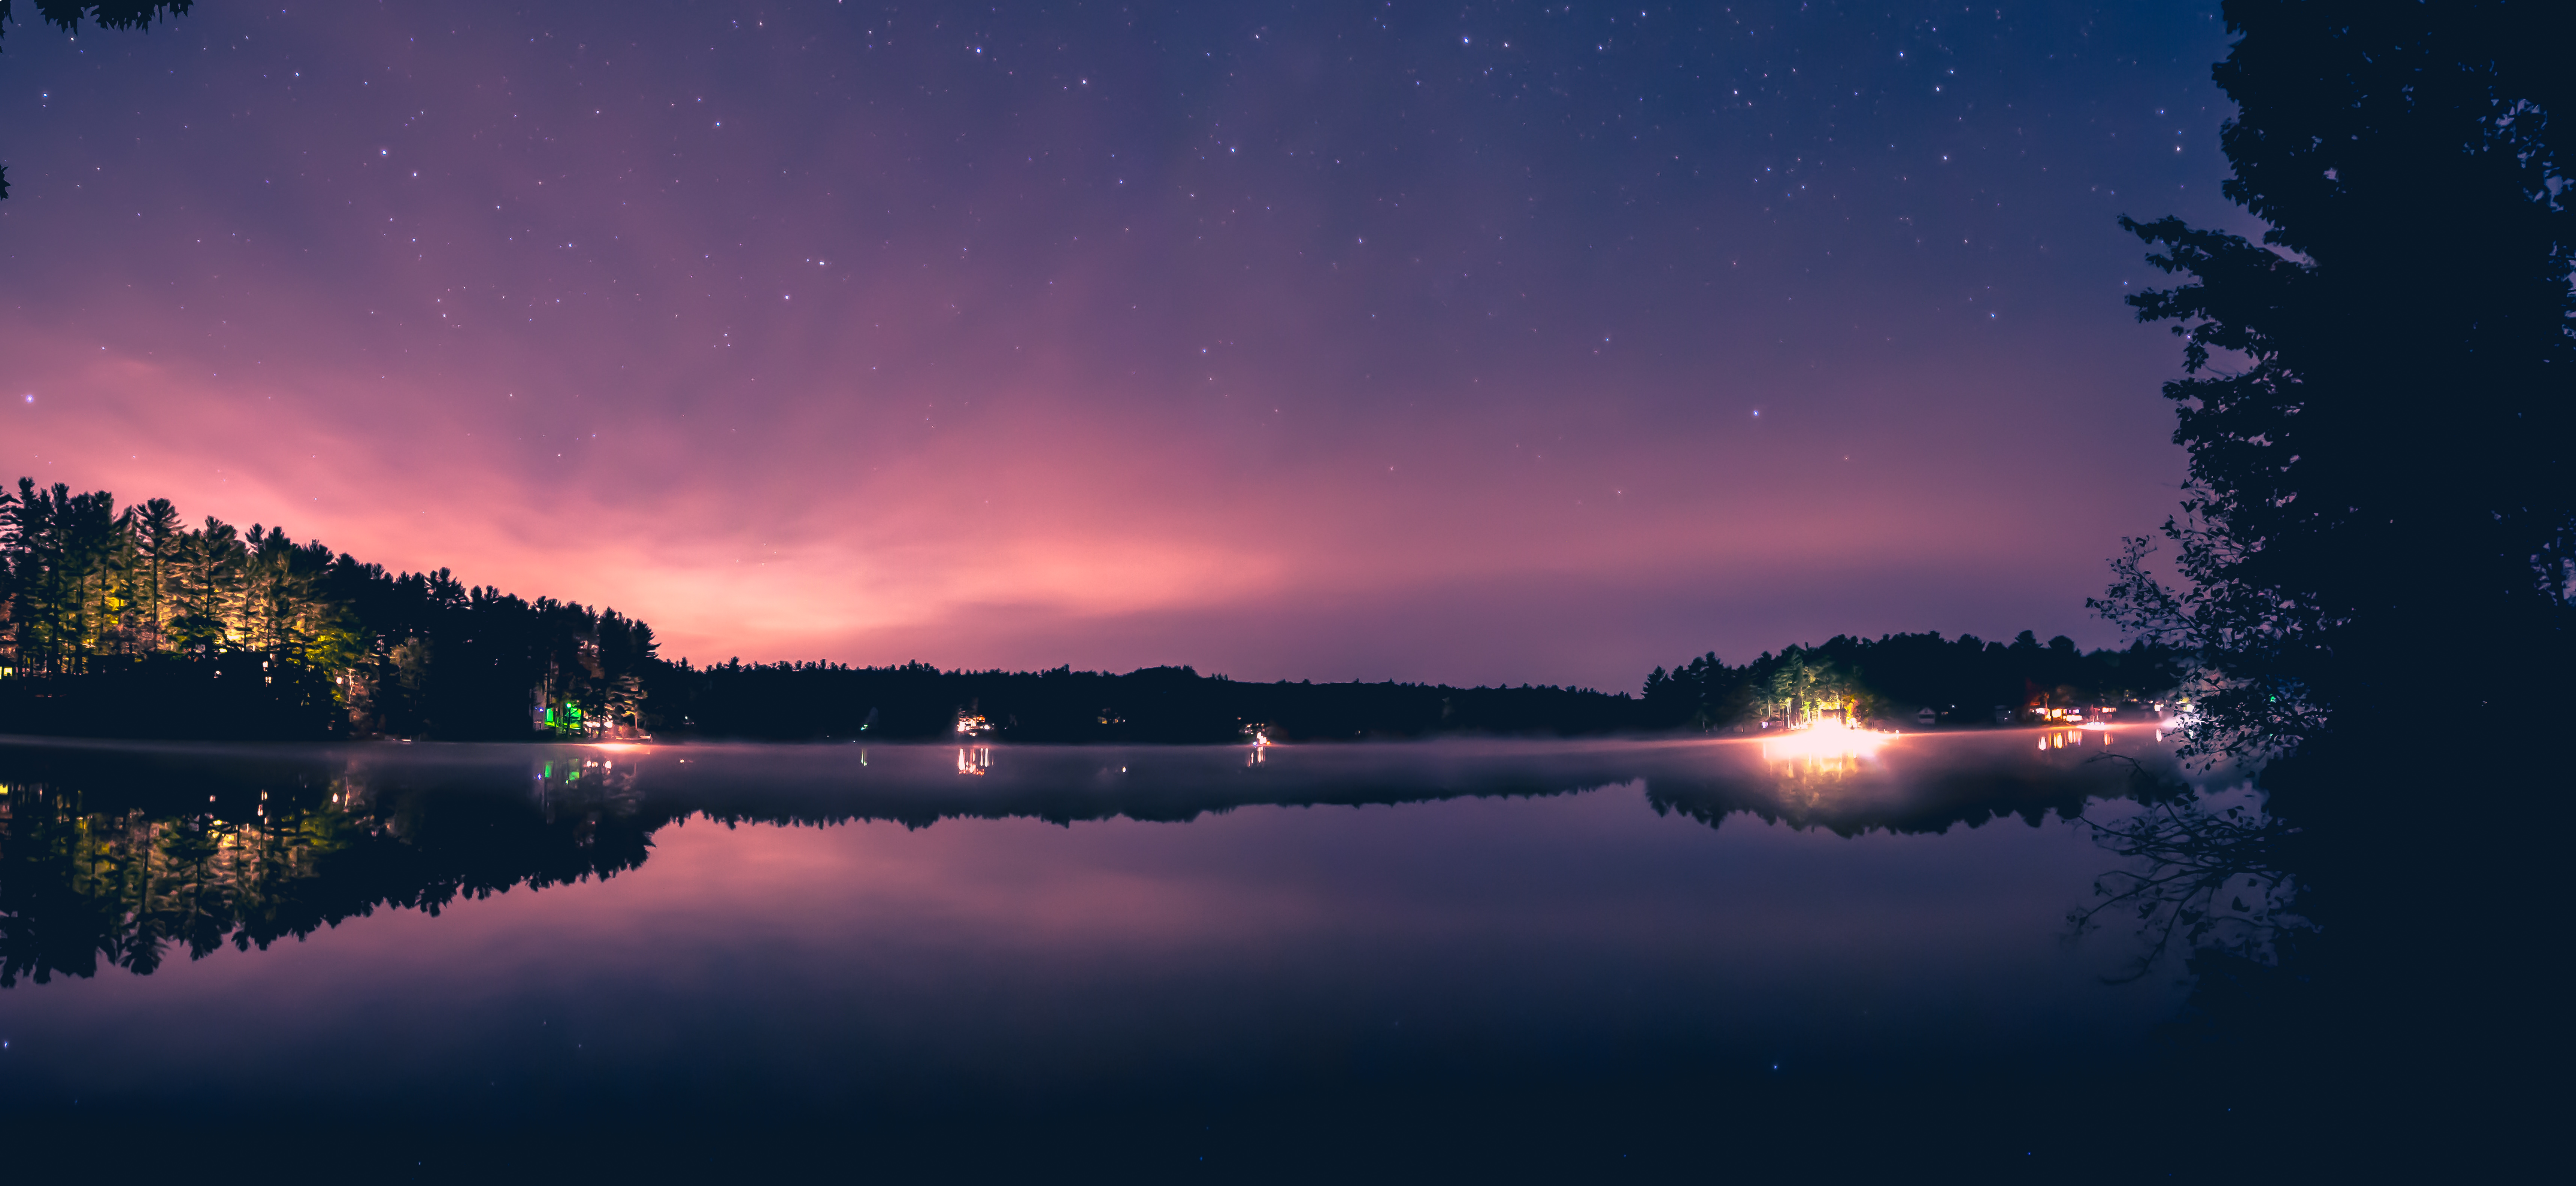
[164,516,245,653]
[126,497,180,651]
[5,476,661,739]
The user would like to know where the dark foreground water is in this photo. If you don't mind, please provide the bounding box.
[0,730,2270,1178]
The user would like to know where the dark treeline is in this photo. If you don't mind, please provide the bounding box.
[650,629,2182,743]
[5,477,2183,742]
[0,479,658,740]
[1640,630,2182,731]
[651,659,1640,742]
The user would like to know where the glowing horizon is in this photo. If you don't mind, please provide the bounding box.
[0,4,2239,690]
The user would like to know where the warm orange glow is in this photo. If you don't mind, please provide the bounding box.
[2036,727,2118,749]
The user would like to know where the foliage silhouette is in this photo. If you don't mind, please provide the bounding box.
[2064,755,2300,985]
[2087,5,2570,1171]
[2096,0,2573,763]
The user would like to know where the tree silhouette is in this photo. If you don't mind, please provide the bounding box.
[2086,9,2571,1164]
[2096,0,2574,762]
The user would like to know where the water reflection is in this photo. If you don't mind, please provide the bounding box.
[0,731,2338,1176]
[2039,725,2122,750]
[0,732,2212,990]
[2068,776,2302,982]
[1756,721,1894,774]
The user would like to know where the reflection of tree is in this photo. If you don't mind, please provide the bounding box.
[2067,759,2304,983]
[15,800,221,983]
[3,735,2190,986]
[1647,738,2151,839]
[0,753,656,986]
[0,785,376,984]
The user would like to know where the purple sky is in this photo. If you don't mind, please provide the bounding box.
[0,2,2251,690]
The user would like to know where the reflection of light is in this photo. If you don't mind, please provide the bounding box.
[2038,727,2113,749]
[957,746,993,776]
[2079,722,2110,732]
[589,743,641,753]
[1762,721,1895,764]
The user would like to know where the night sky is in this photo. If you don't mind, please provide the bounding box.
[1,2,2249,690]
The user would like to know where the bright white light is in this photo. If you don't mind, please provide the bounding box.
[1761,720,1895,764]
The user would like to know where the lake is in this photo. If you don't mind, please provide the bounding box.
[0,729,2247,1177]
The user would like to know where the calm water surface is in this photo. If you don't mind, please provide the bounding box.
[0,730,2219,1176]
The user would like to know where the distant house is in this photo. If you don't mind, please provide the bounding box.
[535,696,587,736]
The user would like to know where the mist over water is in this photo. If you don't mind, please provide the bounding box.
[0,731,2231,1173]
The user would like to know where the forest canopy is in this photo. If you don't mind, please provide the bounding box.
[0,478,655,739]
[1639,631,2181,733]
